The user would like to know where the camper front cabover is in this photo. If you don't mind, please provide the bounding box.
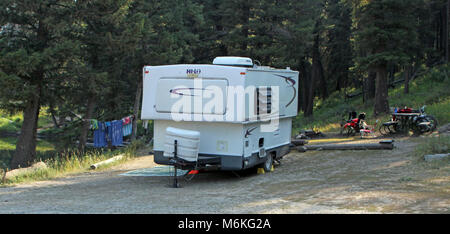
[141,57,299,171]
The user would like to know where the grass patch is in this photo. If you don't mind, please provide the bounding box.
[0,139,147,186]
[413,135,450,171]
[0,117,21,133]
[415,135,450,158]
[0,137,55,152]
[0,107,55,133]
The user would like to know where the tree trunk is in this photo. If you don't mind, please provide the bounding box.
[304,72,315,117]
[446,0,449,62]
[404,65,411,94]
[298,60,308,113]
[78,95,96,152]
[374,65,390,116]
[240,2,250,52]
[365,69,376,100]
[313,37,328,99]
[312,21,327,100]
[49,105,59,128]
[59,115,66,127]
[131,77,143,141]
[300,59,314,117]
[10,85,41,170]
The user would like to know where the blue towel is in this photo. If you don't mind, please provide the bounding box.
[123,123,132,137]
[111,120,123,146]
[93,122,107,148]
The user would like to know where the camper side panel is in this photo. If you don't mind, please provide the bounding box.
[153,120,245,170]
[141,65,246,123]
[244,69,299,120]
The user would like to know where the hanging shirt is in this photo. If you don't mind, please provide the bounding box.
[90,119,99,130]
[122,116,131,125]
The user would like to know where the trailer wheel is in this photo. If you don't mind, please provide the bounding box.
[263,155,273,172]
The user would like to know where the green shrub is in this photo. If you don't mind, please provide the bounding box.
[0,117,19,132]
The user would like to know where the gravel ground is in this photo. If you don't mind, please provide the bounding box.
[0,136,449,214]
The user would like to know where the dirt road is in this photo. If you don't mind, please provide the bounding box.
[0,137,449,214]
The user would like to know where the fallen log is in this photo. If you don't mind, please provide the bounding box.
[90,155,125,170]
[296,130,326,139]
[4,162,47,180]
[291,139,309,146]
[298,142,394,151]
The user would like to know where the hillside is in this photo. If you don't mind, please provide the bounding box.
[293,64,450,134]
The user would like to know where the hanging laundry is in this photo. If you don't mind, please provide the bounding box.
[105,121,112,143]
[123,123,132,137]
[110,120,123,146]
[122,116,132,125]
[90,119,99,130]
[93,122,107,148]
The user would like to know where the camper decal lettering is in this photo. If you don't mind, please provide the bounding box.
[186,69,201,78]
[186,69,201,74]
[170,88,210,97]
[245,127,258,138]
[274,74,296,107]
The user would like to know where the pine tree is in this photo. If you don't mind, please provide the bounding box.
[0,0,79,169]
[325,0,353,92]
[357,0,420,116]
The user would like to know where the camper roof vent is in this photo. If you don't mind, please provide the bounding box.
[213,56,253,67]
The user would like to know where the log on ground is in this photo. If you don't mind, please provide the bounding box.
[299,142,394,151]
[90,155,125,170]
[291,139,309,146]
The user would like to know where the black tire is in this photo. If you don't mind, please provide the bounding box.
[414,115,438,134]
[389,123,398,133]
[425,115,438,132]
[263,155,273,172]
[339,120,346,135]
[345,127,355,137]
[379,125,389,135]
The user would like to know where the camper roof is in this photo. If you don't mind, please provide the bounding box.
[212,56,253,67]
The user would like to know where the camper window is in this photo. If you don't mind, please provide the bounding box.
[256,87,272,117]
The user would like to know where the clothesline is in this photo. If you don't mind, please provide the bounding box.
[84,114,136,123]
[91,115,135,148]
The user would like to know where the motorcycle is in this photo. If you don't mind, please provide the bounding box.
[340,112,366,137]
[411,105,438,134]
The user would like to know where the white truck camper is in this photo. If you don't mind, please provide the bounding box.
[141,56,299,171]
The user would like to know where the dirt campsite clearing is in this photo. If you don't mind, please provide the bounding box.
[0,135,449,214]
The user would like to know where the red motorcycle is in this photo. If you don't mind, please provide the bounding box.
[340,112,366,137]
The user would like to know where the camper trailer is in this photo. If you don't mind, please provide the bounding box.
[141,57,299,172]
